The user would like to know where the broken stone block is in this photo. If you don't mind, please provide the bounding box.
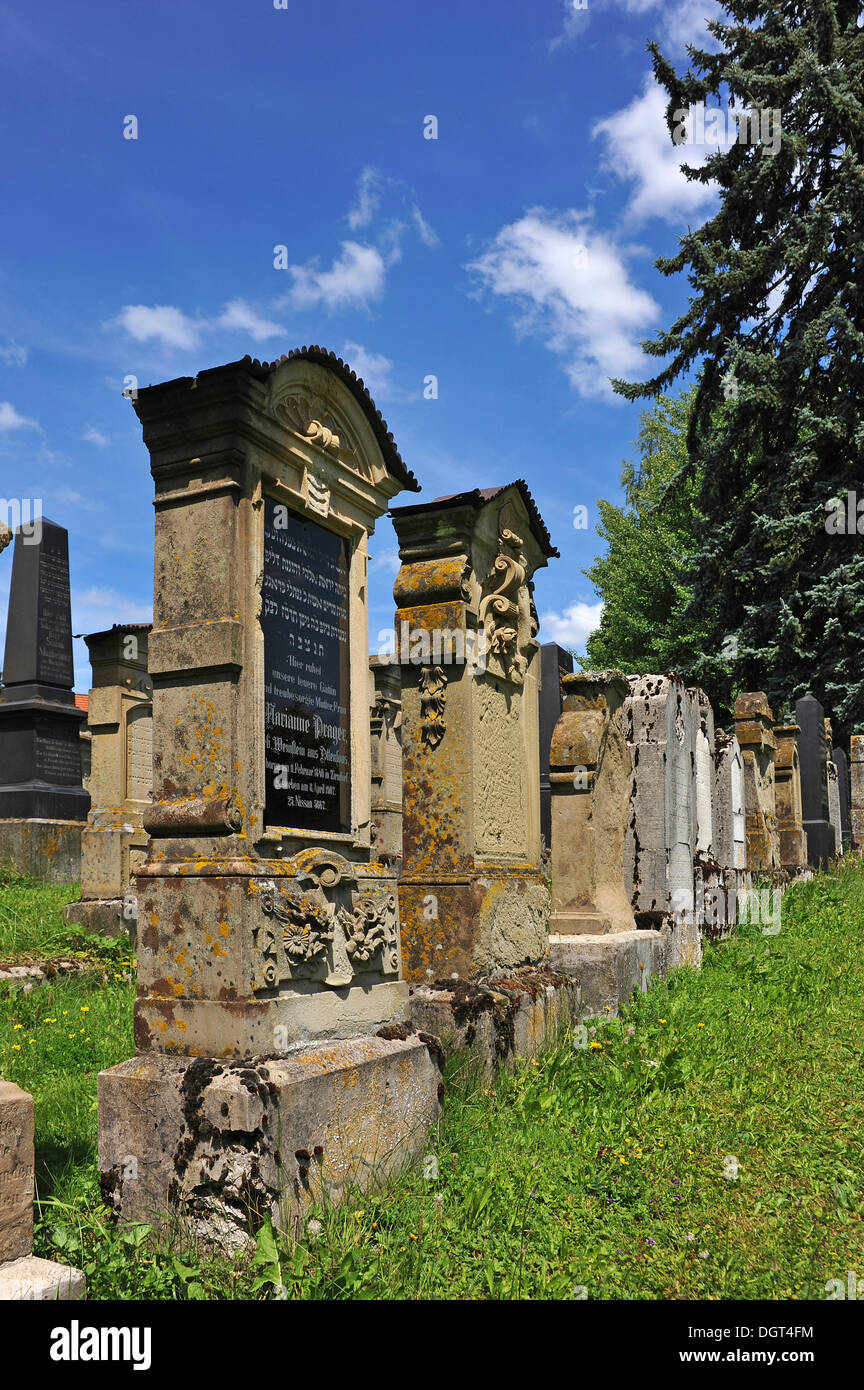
[0,1079,33,1263]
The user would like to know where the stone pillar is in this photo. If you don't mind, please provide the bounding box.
[0,520,90,880]
[832,747,851,845]
[824,719,843,856]
[98,350,441,1243]
[0,1077,84,1298]
[65,623,152,936]
[368,654,401,864]
[734,693,781,871]
[795,695,835,868]
[850,735,864,850]
[773,721,808,871]
[390,482,557,981]
[539,642,574,855]
[549,670,634,935]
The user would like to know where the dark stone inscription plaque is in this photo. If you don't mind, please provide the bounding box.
[262,497,351,833]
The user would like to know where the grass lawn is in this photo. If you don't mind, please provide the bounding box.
[0,857,862,1299]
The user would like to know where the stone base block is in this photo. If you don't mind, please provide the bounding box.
[0,1078,34,1262]
[850,808,864,851]
[0,819,82,883]
[134,979,410,1059]
[0,1255,86,1300]
[549,928,671,1017]
[399,873,551,982]
[408,967,577,1071]
[98,1033,442,1249]
[778,826,808,872]
[803,819,836,870]
[64,897,133,939]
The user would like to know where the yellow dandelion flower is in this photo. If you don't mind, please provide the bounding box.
[11,1044,21,1051]
[80,1006,90,1013]
[409,1233,417,1240]
[590,1041,602,1049]
[68,1033,75,1039]
[13,1023,23,1030]
[659,1018,667,1024]
[697,1022,705,1029]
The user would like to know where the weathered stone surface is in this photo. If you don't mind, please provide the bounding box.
[407,966,577,1070]
[369,655,402,862]
[539,643,574,853]
[549,927,671,1017]
[795,695,835,869]
[391,483,556,980]
[832,747,851,844]
[714,730,747,875]
[550,670,634,935]
[65,624,152,936]
[734,692,781,871]
[774,722,808,871]
[825,720,843,856]
[850,735,864,850]
[0,819,82,883]
[0,1255,86,1301]
[0,1079,33,1263]
[98,1035,441,1245]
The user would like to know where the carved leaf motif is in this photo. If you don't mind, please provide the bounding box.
[262,884,334,964]
[340,892,397,964]
[419,665,448,748]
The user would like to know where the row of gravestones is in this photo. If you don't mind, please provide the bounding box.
[0,348,860,1269]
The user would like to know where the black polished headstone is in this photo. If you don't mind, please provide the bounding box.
[794,695,834,868]
[539,642,574,850]
[832,748,851,842]
[0,520,89,820]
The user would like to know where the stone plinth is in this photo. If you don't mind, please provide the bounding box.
[0,1080,33,1263]
[850,735,864,850]
[550,670,634,935]
[368,655,402,864]
[391,482,556,981]
[549,928,670,1017]
[99,1035,441,1247]
[734,692,781,871]
[539,643,574,854]
[795,695,835,868]
[774,722,808,871]
[65,623,152,937]
[0,520,89,879]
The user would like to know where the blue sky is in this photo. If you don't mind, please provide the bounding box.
[0,0,729,691]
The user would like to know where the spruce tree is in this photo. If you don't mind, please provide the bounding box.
[613,0,864,741]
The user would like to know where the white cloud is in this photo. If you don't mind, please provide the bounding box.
[369,546,401,576]
[72,586,152,635]
[540,599,604,648]
[467,209,660,398]
[0,343,27,366]
[82,425,109,447]
[215,299,285,342]
[112,304,202,350]
[0,401,39,433]
[550,0,723,54]
[285,241,390,311]
[593,76,718,226]
[55,487,106,512]
[341,341,394,400]
[411,205,441,249]
[347,167,385,230]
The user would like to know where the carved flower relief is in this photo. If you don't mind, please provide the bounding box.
[479,527,531,685]
[253,880,398,989]
[271,389,374,480]
[340,892,398,970]
[419,665,448,747]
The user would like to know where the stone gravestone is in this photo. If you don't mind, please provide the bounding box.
[714,729,748,904]
[65,623,152,936]
[539,642,574,855]
[98,350,441,1246]
[0,519,90,880]
[622,675,700,967]
[832,747,851,845]
[773,720,808,872]
[824,719,843,856]
[850,734,864,850]
[795,695,835,869]
[733,693,781,871]
[390,483,556,981]
[368,654,402,863]
[549,670,634,934]
[0,1077,84,1298]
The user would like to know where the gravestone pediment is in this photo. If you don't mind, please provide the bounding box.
[267,360,387,493]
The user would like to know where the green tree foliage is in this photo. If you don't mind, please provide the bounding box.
[585,388,723,699]
[612,0,864,742]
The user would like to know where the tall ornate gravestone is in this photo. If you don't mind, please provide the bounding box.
[795,695,835,868]
[390,483,556,981]
[733,693,781,871]
[65,623,152,935]
[832,747,851,845]
[368,654,402,862]
[824,719,843,855]
[549,670,634,935]
[773,720,808,871]
[714,729,748,899]
[850,734,864,850]
[0,519,89,881]
[98,351,441,1245]
[539,642,574,854]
